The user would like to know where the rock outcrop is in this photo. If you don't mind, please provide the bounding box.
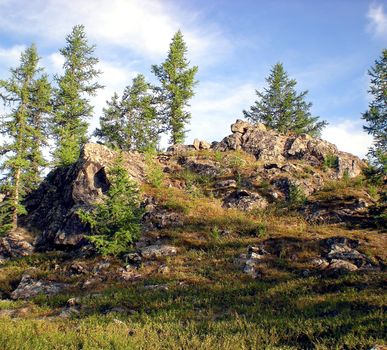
[13,120,369,253]
[20,144,146,249]
[214,119,364,178]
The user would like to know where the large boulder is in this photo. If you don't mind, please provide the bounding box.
[20,144,146,249]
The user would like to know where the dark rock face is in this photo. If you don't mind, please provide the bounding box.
[20,144,146,249]
[302,194,373,225]
[223,190,268,211]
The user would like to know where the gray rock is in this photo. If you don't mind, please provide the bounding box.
[223,190,268,211]
[0,229,34,259]
[231,119,252,134]
[214,179,237,190]
[327,259,359,274]
[143,284,169,291]
[11,272,68,300]
[140,244,178,259]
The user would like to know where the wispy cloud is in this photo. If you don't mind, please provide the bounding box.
[186,81,258,143]
[0,0,229,64]
[367,3,387,37]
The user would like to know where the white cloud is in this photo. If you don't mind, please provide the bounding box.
[0,0,229,63]
[186,81,257,144]
[322,119,373,158]
[367,3,387,37]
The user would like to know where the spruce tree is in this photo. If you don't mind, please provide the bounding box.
[0,44,51,233]
[243,63,327,137]
[53,25,102,166]
[362,49,386,173]
[95,74,159,152]
[78,154,143,256]
[152,30,198,144]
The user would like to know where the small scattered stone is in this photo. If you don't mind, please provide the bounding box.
[140,245,178,259]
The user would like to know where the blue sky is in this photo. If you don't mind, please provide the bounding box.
[0,0,386,157]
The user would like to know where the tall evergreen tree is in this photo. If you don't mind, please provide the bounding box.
[152,30,198,144]
[0,44,51,233]
[243,63,327,137]
[362,49,386,173]
[95,74,159,152]
[53,24,102,166]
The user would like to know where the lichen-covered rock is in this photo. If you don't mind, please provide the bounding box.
[140,244,178,259]
[214,119,365,177]
[11,271,69,300]
[0,229,34,260]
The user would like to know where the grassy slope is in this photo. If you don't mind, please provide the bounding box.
[0,151,385,350]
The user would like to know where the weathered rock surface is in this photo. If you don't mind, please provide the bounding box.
[223,190,268,211]
[0,229,34,260]
[303,195,374,225]
[11,271,69,300]
[214,119,364,178]
[140,244,178,259]
[20,144,146,249]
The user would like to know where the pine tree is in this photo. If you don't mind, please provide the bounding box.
[95,74,159,152]
[243,63,327,137]
[53,25,103,166]
[0,44,51,233]
[362,49,387,173]
[152,30,198,144]
[78,154,143,256]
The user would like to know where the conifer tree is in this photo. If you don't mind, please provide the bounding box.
[53,25,102,166]
[152,30,198,144]
[0,44,51,233]
[243,63,327,137]
[78,154,143,256]
[95,74,159,152]
[362,49,386,173]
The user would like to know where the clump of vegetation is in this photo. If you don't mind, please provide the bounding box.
[145,153,165,188]
[78,155,143,256]
[323,154,339,171]
[287,183,307,207]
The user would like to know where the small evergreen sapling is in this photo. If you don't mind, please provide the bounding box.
[78,154,143,256]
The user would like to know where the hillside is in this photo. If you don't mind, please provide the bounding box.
[0,120,385,350]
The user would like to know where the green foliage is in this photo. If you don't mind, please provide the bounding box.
[323,154,339,171]
[213,150,223,163]
[209,225,220,241]
[145,153,165,188]
[95,74,160,153]
[0,44,52,232]
[243,62,327,137]
[78,155,143,256]
[362,49,386,173]
[287,183,307,207]
[152,30,198,144]
[52,25,103,166]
